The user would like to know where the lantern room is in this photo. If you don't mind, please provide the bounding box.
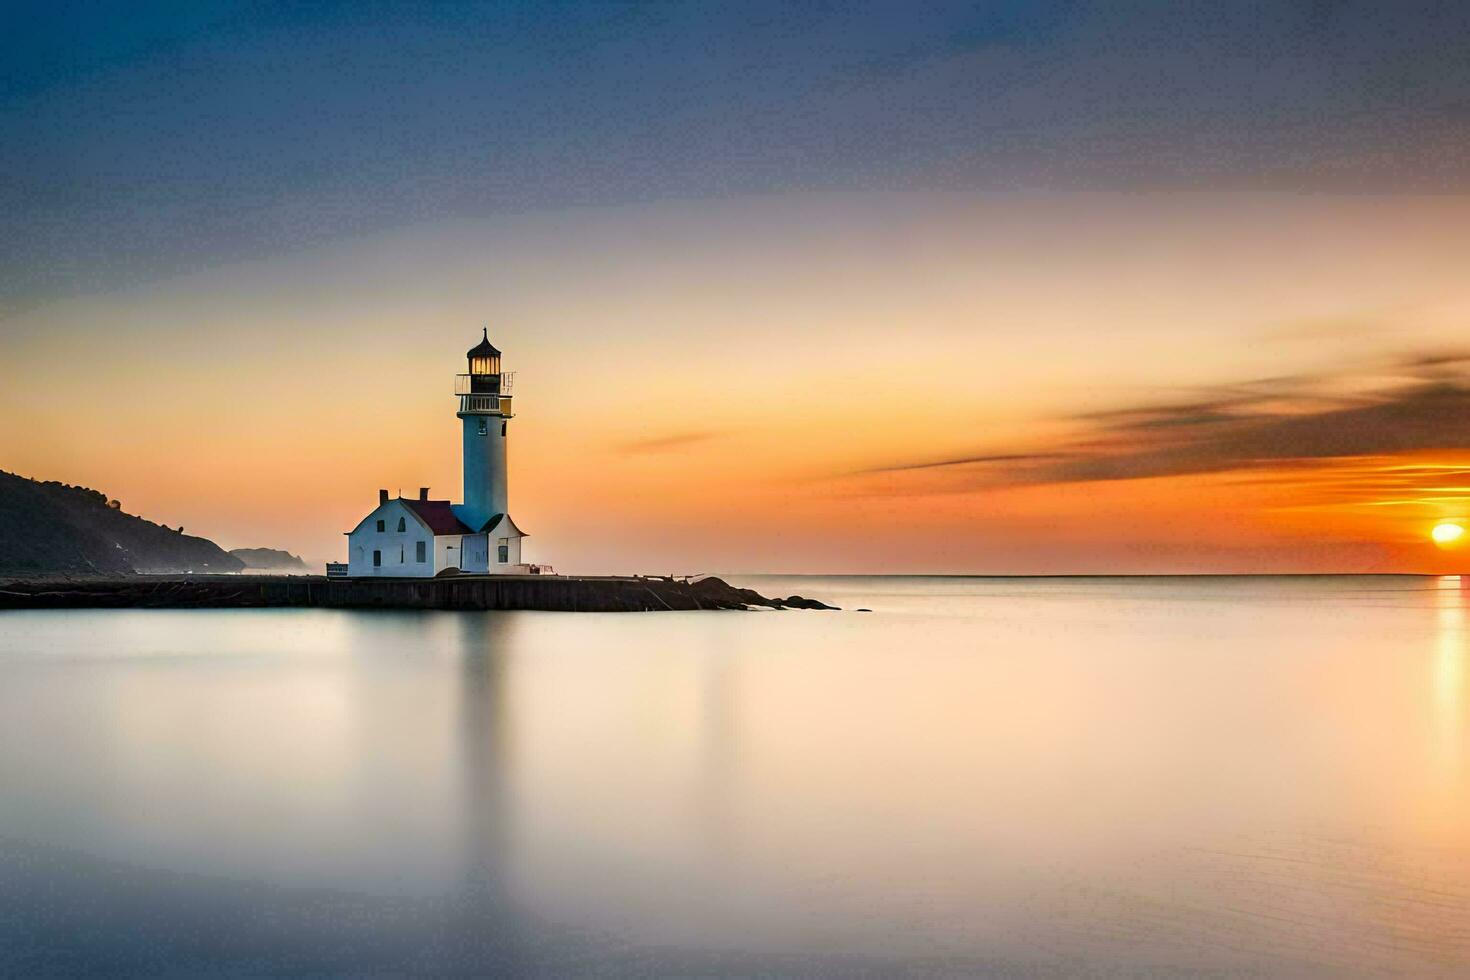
[470,326,505,379]
[455,328,514,416]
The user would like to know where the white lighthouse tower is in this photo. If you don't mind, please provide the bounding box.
[343,328,528,577]
[457,328,512,530]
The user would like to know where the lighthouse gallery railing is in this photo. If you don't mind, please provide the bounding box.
[454,372,515,395]
[458,394,514,414]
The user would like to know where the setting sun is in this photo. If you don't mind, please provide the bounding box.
[1431,521,1465,545]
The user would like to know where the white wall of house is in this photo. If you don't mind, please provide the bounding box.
[481,514,526,573]
[345,500,531,577]
[435,534,465,574]
[446,531,524,574]
[496,534,522,566]
[346,500,437,578]
[491,515,527,572]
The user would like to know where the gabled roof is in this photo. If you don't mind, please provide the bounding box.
[480,512,528,537]
[467,328,501,359]
[404,498,472,535]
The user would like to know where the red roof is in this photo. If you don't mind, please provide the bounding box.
[403,499,471,535]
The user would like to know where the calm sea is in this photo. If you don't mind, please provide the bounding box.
[1,575,1467,976]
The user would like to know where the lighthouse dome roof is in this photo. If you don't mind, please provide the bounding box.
[467,328,501,358]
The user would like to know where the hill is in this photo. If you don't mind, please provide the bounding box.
[0,470,244,577]
[229,548,308,571]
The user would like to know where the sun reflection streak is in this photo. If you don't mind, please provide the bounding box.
[1433,576,1465,787]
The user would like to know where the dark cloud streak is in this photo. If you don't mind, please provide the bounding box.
[861,352,1470,491]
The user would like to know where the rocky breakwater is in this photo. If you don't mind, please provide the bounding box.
[0,575,840,613]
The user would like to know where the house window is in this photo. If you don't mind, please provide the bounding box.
[372,550,381,567]
[478,419,488,436]
[501,422,506,436]
[397,517,406,532]
[376,519,385,532]
[416,541,427,563]
[498,539,509,563]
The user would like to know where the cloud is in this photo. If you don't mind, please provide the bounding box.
[856,452,1068,475]
[858,351,1470,492]
[618,431,724,455]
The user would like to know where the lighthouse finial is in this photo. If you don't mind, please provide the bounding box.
[467,328,501,359]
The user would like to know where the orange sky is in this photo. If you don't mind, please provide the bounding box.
[6,191,1470,573]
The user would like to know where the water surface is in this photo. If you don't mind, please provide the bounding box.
[1,575,1467,975]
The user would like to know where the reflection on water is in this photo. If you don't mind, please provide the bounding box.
[1437,576,1465,782]
[0,576,1467,976]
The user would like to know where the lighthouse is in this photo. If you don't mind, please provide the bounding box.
[457,328,512,530]
[343,329,528,577]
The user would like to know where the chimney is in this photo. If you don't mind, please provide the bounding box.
[379,489,389,505]
[419,487,430,501]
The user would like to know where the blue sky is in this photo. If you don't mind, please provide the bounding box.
[6,1,1470,314]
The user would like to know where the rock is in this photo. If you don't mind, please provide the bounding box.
[781,594,839,610]
[684,577,838,610]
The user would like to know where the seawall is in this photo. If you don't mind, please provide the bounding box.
[0,574,837,613]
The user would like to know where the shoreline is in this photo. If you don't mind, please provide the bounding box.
[0,574,838,613]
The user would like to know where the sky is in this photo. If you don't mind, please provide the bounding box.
[6,1,1470,573]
